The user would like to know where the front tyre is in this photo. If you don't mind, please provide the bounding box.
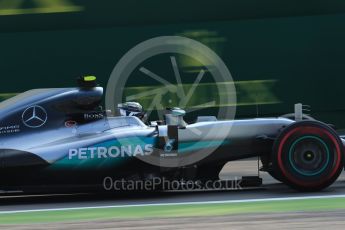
[272,121,344,191]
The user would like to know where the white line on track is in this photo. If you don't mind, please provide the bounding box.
[1,194,345,215]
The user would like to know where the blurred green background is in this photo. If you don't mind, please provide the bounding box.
[0,0,345,128]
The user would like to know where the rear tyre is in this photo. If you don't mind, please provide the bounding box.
[272,120,344,191]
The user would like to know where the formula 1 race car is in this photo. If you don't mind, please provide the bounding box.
[0,76,344,193]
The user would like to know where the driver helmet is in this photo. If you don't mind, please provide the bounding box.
[118,102,146,120]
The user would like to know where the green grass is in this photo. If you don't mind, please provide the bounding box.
[1,197,345,225]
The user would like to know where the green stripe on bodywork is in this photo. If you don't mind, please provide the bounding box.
[178,140,230,153]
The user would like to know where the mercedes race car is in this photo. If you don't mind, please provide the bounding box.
[0,77,344,193]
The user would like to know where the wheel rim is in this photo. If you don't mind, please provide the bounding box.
[288,135,330,176]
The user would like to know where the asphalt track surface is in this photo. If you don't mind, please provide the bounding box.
[1,159,345,213]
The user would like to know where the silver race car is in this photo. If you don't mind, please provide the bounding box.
[0,77,343,193]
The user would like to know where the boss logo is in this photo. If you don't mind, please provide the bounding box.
[84,113,104,120]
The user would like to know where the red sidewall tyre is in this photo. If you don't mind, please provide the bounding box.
[272,121,344,191]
